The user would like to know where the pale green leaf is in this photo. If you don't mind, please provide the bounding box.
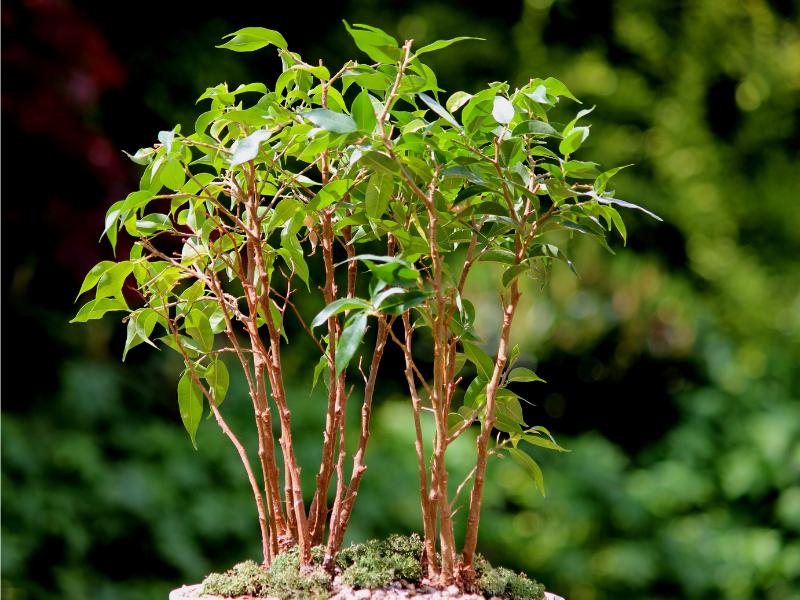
[507,447,546,496]
[492,96,515,124]
[217,27,288,52]
[415,36,483,56]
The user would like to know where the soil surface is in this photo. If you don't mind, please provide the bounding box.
[169,582,565,600]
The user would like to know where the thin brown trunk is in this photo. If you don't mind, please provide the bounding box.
[308,212,341,546]
[324,315,390,561]
[400,316,440,578]
[460,282,521,571]
[244,170,310,563]
[164,317,272,565]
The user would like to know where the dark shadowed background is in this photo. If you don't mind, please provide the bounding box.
[2,1,799,599]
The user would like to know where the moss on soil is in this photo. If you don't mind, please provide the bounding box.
[201,534,544,600]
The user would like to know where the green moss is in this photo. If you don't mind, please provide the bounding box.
[337,533,423,589]
[475,554,544,600]
[201,560,270,597]
[201,547,330,600]
[200,536,543,600]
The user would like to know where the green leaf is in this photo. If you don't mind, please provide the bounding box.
[267,197,301,230]
[360,151,399,175]
[502,264,528,288]
[177,371,203,449]
[135,213,172,234]
[76,261,116,299]
[526,84,550,104]
[158,129,176,155]
[311,298,372,329]
[543,77,580,103]
[492,96,515,124]
[463,341,495,379]
[497,388,524,419]
[464,376,487,408]
[563,160,600,179]
[559,126,590,155]
[123,147,156,165]
[586,191,662,221]
[508,367,545,383]
[512,120,559,137]
[415,36,483,56]
[96,261,134,300]
[291,63,330,80]
[70,297,129,323]
[185,310,214,353]
[309,179,353,211]
[507,447,546,496]
[123,308,158,360]
[446,91,472,113]
[205,358,229,407]
[335,312,368,375]
[351,90,378,132]
[217,27,288,52]
[562,106,595,134]
[281,230,310,288]
[302,108,357,134]
[594,164,631,194]
[312,354,329,392]
[522,432,569,453]
[365,172,393,218]
[230,129,270,167]
[343,21,402,64]
[418,92,461,129]
[376,290,428,315]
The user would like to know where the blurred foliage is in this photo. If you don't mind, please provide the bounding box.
[2,1,799,600]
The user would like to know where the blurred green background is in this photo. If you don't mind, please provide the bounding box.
[2,1,799,599]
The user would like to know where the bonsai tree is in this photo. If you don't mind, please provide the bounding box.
[73,22,657,596]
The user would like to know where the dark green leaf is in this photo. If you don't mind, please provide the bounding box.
[360,151,399,175]
[335,312,368,375]
[512,120,559,137]
[502,264,528,288]
[464,376,487,408]
[365,172,393,218]
[559,126,590,155]
[343,21,402,63]
[178,371,203,449]
[351,90,378,132]
[463,341,495,379]
[311,298,372,329]
[205,358,229,407]
[185,310,214,353]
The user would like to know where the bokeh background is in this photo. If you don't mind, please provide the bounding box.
[3,0,799,598]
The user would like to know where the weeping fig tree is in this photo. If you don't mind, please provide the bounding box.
[73,21,658,590]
